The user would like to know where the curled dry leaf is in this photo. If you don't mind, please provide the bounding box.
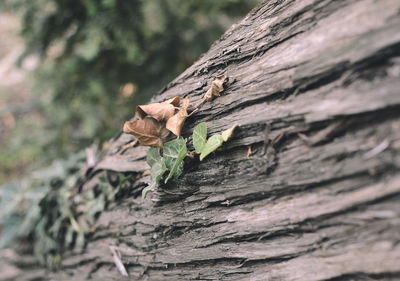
[221,123,238,141]
[204,75,227,102]
[136,96,180,121]
[247,146,252,158]
[164,96,181,107]
[123,117,169,148]
[136,103,174,121]
[166,96,190,137]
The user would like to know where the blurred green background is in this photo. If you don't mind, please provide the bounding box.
[0,0,260,185]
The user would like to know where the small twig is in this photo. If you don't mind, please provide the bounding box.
[188,98,206,113]
[119,139,138,154]
[109,246,128,277]
[363,139,390,159]
[298,120,348,147]
[187,107,199,117]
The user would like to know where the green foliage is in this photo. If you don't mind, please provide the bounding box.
[143,148,167,198]
[147,148,168,188]
[193,122,207,153]
[142,123,238,198]
[151,160,167,186]
[143,138,187,198]
[0,112,47,185]
[146,147,163,167]
[200,134,224,161]
[195,123,238,161]
[0,151,132,268]
[0,152,85,267]
[0,182,38,248]
[163,137,187,183]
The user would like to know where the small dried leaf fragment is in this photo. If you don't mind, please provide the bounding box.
[165,96,181,106]
[123,117,169,148]
[221,123,238,142]
[204,75,227,102]
[166,96,190,137]
[247,146,252,158]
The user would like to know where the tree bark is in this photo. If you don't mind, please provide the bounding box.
[5,0,400,280]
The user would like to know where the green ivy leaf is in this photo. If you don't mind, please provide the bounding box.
[151,159,167,183]
[142,163,167,199]
[199,134,224,161]
[174,162,184,179]
[142,184,155,199]
[163,137,187,183]
[146,147,162,167]
[199,124,239,161]
[193,122,207,153]
[142,149,167,199]
[222,123,238,142]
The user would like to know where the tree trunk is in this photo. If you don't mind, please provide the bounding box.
[5,0,400,280]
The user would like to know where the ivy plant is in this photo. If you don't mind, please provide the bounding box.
[142,137,187,198]
[163,137,187,183]
[193,122,238,161]
[143,122,238,198]
[193,122,207,153]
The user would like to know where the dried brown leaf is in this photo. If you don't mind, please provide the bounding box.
[164,96,181,107]
[123,117,169,148]
[137,170,151,179]
[247,146,252,158]
[166,96,190,137]
[186,151,196,159]
[204,75,227,102]
[136,103,175,121]
[135,96,180,121]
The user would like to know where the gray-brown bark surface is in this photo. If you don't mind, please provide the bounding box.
[4,0,400,280]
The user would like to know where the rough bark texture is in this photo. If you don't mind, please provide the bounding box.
[4,0,400,280]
